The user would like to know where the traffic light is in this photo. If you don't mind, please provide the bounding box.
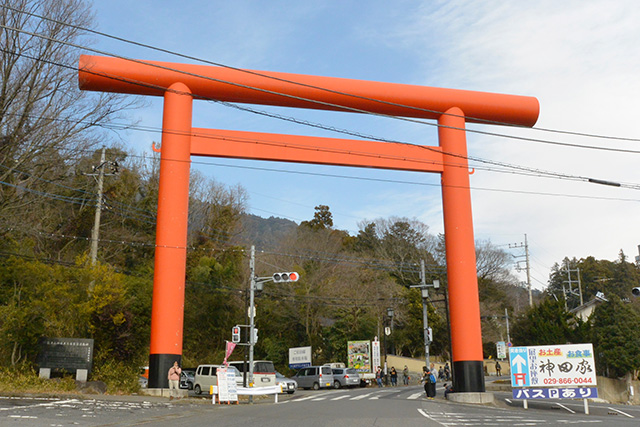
[273,272,299,282]
[232,325,241,343]
[633,287,640,297]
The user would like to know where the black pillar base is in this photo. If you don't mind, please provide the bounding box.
[149,353,182,389]
[453,360,485,393]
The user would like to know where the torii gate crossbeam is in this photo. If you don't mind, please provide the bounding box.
[78,55,539,395]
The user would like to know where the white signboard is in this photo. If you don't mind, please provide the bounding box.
[371,339,381,371]
[289,346,312,369]
[216,367,238,402]
[509,343,597,390]
[496,341,507,360]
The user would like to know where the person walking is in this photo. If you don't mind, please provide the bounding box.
[402,365,409,385]
[495,360,502,376]
[390,366,398,386]
[167,361,181,400]
[444,363,451,381]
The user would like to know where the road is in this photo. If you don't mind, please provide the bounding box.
[2,384,639,426]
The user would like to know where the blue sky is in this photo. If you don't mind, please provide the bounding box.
[88,0,640,291]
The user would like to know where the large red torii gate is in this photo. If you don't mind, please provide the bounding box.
[79,55,539,394]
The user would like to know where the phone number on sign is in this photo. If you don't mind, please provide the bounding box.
[542,377,593,385]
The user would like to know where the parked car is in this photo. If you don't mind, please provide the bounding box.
[275,371,297,394]
[331,367,361,388]
[292,366,334,390]
[180,369,195,390]
[193,364,243,395]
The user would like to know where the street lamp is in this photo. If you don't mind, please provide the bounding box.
[384,307,394,385]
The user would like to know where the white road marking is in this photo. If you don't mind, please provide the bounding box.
[417,409,448,426]
[554,402,576,413]
[294,392,332,401]
[407,392,423,400]
[0,399,79,411]
[351,392,377,400]
[607,407,634,418]
[330,395,350,401]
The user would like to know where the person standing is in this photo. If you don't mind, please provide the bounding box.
[402,365,409,385]
[495,360,502,376]
[168,361,181,400]
[390,366,398,386]
[375,367,383,387]
[427,369,437,398]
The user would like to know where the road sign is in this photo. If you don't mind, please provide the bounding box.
[289,346,312,370]
[509,343,597,392]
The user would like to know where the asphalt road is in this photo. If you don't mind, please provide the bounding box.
[2,384,639,426]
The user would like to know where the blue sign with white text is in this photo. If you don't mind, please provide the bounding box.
[509,346,530,387]
[512,387,598,400]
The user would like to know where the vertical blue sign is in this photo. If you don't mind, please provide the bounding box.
[509,346,530,387]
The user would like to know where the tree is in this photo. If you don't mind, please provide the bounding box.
[300,205,333,230]
[591,297,640,379]
[0,0,136,221]
[510,299,583,346]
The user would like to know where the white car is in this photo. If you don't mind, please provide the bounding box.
[276,371,297,394]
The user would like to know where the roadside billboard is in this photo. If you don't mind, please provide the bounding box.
[509,343,598,400]
[347,340,371,373]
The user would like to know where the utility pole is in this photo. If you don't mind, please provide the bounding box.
[248,245,256,403]
[85,147,118,291]
[505,308,511,344]
[410,259,439,369]
[89,148,106,266]
[564,266,584,307]
[510,234,532,307]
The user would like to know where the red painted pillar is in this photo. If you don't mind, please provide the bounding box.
[148,82,193,388]
[439,107,485,393]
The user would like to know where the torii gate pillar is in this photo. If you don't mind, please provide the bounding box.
[148,83,193,386]
[440,107,484,391]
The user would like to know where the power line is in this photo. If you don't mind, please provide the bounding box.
[5,3,640,145]
[2,19,639,190]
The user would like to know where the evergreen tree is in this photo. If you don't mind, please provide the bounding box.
[591,297,640,378]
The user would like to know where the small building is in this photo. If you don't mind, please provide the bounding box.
[570,292,607,322]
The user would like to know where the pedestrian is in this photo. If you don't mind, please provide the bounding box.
[390,366,398,386]
[427,369,437,398]
[402,365,409,385]
[375,366,383,387]
[421,367,436,398]
[167,361,181,400]
[444,363,451,381]
[438,366,444,381]
[495,360,502,376]
[443,383,454,399]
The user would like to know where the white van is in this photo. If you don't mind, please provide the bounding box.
[228,360,276,388]
[193,364,242,395]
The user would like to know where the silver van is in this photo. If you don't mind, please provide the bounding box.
[293,365,334,390]
[193,364,242,395]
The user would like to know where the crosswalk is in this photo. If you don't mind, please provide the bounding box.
[290,387,437,403]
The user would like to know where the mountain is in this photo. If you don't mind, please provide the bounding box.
[237,213,298,249]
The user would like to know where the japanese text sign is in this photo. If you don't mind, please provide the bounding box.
[509,343,597,389]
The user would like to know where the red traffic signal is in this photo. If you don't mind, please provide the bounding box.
[273,272,299,282]
[232,325,241,343]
